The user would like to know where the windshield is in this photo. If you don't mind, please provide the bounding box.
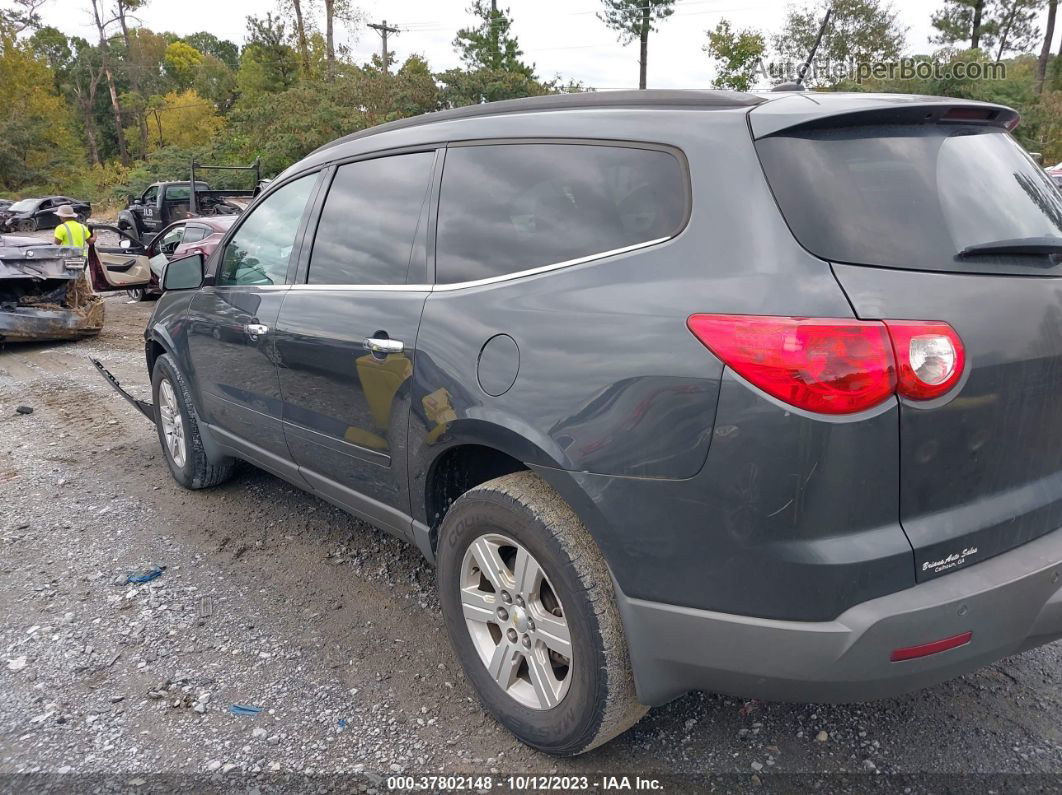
[756,125,1062,273]
[8,199,37,212]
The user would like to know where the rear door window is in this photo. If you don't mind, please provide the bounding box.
[307,152,435,285]
[756,125,1062,274]
[435,143,688,285]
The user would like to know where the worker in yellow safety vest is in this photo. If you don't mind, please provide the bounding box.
[52,204,95,254]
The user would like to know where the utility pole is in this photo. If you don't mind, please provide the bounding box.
[368,20,400,74]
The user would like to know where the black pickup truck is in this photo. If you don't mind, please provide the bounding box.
[117,158,263,241]
[116,181,242,240]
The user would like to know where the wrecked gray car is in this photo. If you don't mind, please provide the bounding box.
[0,235,103,343]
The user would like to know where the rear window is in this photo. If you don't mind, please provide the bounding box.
[436,143,687,285]
[756,125,1062,272]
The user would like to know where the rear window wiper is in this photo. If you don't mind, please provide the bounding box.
[959,237,1062,258]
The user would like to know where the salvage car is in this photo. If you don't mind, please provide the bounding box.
[0,235,102,342]
[0,196,91,232]
[96,90,1062,756]
[91,217,236,301]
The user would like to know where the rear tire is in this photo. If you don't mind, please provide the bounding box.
[151,354,234,490]
[437,471,647,755]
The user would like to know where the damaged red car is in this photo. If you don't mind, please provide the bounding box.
[89,216,236,300]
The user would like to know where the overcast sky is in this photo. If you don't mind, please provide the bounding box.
[25,0,1062,90]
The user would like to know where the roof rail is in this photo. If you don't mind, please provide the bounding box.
[312,89,764,155]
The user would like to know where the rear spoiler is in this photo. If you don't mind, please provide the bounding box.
[749,94,1020,139]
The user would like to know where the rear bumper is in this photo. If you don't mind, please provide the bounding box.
[619,525,1062,706]
[0,304,104,342]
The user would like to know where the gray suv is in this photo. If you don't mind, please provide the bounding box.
[98,90,1062,755]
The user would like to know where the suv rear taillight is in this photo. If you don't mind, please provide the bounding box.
[687,314,965,415]
[884,320,965,400]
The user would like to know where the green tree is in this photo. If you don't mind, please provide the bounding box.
[773,0,907,87]
[932,0,993,49]
[164,40,204,90]
[142,89,223,151]
[598,0,676,89]
[183,32,239,71]
[991,0,1045,60]
[29,28,110,166]
[454,1,535,77]
[0,21,82,191]
[1,0,48,36]
[704,18,767,91]
[237,13,299,96]
[1036,0,1057,92]
[193,53,238,112]
[28,25,72,93]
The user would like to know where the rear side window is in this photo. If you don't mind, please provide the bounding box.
[182,225,207,244]
[756,125,1062,273]
[436,143,687,285]
[308,152,435,285]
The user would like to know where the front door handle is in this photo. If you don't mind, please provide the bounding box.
[244,323,269,340]
[364,336,404,355]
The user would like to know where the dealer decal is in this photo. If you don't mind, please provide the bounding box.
[923,547,980,575]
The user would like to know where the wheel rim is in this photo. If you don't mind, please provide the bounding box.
[158,379,186,468]
[460,532,573,710]
[127,288,143,300]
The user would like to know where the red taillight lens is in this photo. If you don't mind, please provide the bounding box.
[688,315,967,414]
[687,314,897,415]
[884,321,965,400]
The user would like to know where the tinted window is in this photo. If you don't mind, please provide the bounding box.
[182,225,207,244]
[158,226,185,254]
[218,174,316,286]
[307,152,435,285]
[436,144,686,284]
[756,125,1062,272]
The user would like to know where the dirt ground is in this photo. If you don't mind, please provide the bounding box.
[1,296,1061,790]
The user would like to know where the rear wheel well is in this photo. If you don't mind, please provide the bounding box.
[426,445,527,550]
[147,340,166,372]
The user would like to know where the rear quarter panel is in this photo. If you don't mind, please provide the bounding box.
[406,109,856,525]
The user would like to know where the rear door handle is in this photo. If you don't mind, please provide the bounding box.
[244,323,269,339]
[364,337,404,354]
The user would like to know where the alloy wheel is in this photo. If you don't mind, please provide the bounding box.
[460,533,573,710]
[157,378,186,468]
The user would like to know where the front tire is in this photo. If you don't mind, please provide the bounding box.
[127,287,145,301]
[437,472,646,755]
[17,218,36,232]
[151,354,234,489]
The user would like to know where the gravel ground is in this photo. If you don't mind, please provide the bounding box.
[1,296,1061,791]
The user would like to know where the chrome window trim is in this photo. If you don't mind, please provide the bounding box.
[431,236,669,291]
[289,283,432,292]
[281,236,671,293]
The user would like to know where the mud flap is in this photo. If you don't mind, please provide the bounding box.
[91,358,154,421]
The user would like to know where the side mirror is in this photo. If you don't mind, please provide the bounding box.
[133,198,143,206]
[161,253,204,291]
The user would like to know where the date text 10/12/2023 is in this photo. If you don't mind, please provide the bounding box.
[386,775,665,791]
